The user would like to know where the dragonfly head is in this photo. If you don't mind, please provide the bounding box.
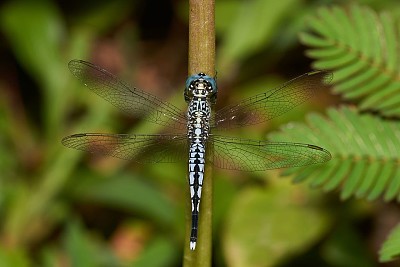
[185,73,217,104]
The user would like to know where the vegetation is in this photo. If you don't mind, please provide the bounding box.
[1,0,400,266]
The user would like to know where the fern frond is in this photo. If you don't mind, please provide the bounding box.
[268,106,400,201]
[300,5,400,117]
[380,223,400,262]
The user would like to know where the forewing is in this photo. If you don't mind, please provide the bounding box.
[62,133,188,163]
[209,135,331,171]
[213,71,332,128]
[69,60,187,130]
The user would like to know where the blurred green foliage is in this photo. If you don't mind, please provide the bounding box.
[1,0,400,266]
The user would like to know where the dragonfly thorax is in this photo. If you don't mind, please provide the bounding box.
[184,72,217,104]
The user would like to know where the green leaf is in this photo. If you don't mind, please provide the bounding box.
[131,237,178,267]
[0,247,30,267]
[215,0,242,35]
[63,218,120,267]
[218,0,297,69]
[301,5,400,117]
[63,219,97,267]
[0,0,72,140]
[223,177,330,267]
[39,246,59,267]
[0,1,64,90]
[69,172,178,227]
[380,223,400,262]
[268,106,400,202]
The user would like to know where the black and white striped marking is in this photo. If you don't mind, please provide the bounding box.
[185,73,215,250]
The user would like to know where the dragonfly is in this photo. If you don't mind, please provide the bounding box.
[62,59,332,250]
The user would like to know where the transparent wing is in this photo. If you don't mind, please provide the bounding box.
[209,135,331,171]
[69,60,187,130]
[213,71,332,128]
[62,133,188,163]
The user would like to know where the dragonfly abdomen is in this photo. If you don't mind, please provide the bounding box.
[188,140,205,250]
[187,95,211,250]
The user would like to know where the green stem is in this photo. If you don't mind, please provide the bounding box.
[184,0,215,266]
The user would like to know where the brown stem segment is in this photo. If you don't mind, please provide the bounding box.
[188,0,215,77]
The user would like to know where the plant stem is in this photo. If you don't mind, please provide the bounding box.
[184,0,215,266]
[188,0,215,76]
